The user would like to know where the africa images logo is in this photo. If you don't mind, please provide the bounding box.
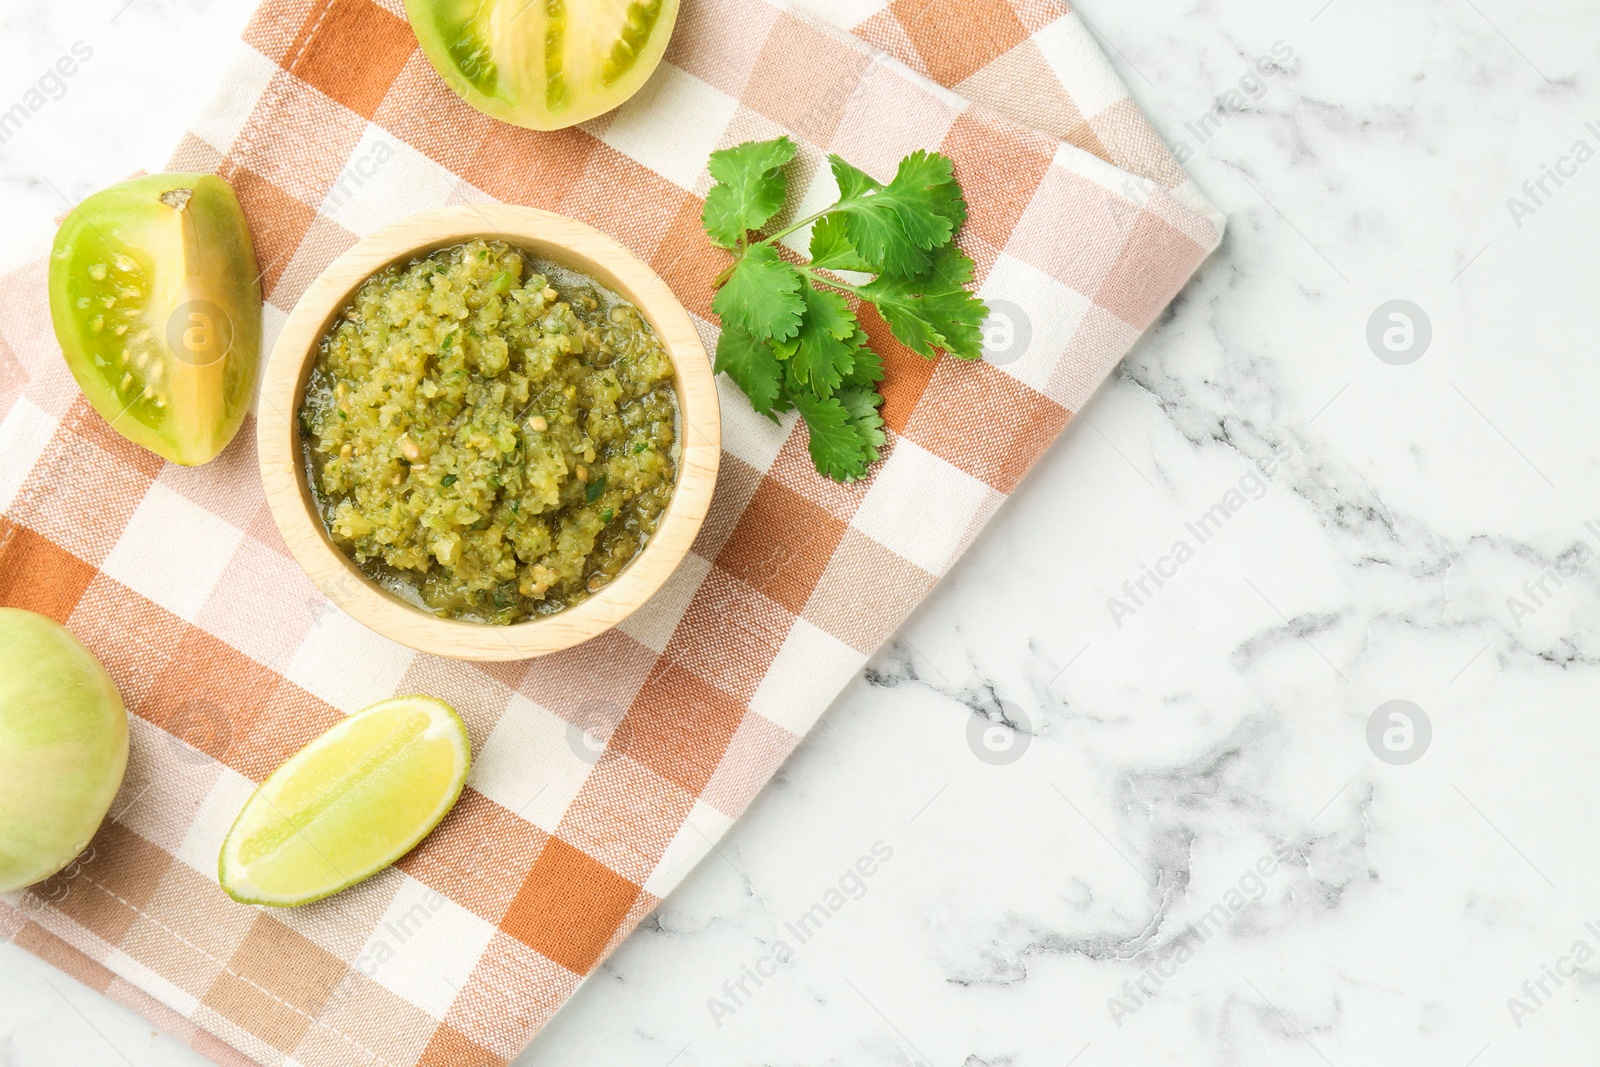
[1166,41,1296,165]
[1105,840,1297,1026]
[1504,917,1600,1029]
[1106,441,1294,628]
[1505,118,1600,229]
[705,841,895,1027]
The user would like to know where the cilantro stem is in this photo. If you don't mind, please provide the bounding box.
[714,242,858,297]
[758,207,838,249]
[714,208,840,292]
[712,196,863,292]
[799,266,865,298]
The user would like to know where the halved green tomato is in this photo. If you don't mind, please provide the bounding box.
[405,0,681,131]
[48,173,261,466]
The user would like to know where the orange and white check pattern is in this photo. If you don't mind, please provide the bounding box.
[0,1,1222,1064]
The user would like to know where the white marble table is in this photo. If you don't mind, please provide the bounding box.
[5,0,1600,1063]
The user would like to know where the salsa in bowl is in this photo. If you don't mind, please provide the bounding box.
[259,206,719,661]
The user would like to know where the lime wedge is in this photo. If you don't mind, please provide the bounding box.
[218,695,470,907]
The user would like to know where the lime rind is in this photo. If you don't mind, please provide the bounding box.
[217,695,470,907]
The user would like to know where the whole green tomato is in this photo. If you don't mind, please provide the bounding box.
[0,608,128,894]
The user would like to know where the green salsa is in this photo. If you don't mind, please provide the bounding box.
[300,239,678,625]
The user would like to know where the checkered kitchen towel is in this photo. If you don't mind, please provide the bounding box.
[0,1,1224,1064]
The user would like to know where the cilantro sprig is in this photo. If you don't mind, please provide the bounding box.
[702,137,989,482]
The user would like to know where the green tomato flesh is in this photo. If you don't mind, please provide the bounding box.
[406,0,681,131]
[0,608,128,894]
[49,173,262,466]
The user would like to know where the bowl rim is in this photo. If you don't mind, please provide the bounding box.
[257,204,721,662]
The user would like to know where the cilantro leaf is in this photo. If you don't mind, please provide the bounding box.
[860,245,987,360]
[792,391,879,482]
[833,150,968,276]
[879,151,967,251]
[712,244,805,342]
[923,240,979,288]
[787,285,859,396]
[702,137,798,249]
[715,325,784,418]
[808,213,872,272]
[801,282,856,339]
[829,155,883,201]
[840,328,884,387]
[837,385,886,467]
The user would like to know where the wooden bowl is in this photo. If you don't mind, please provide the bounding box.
[257,205,720,661]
